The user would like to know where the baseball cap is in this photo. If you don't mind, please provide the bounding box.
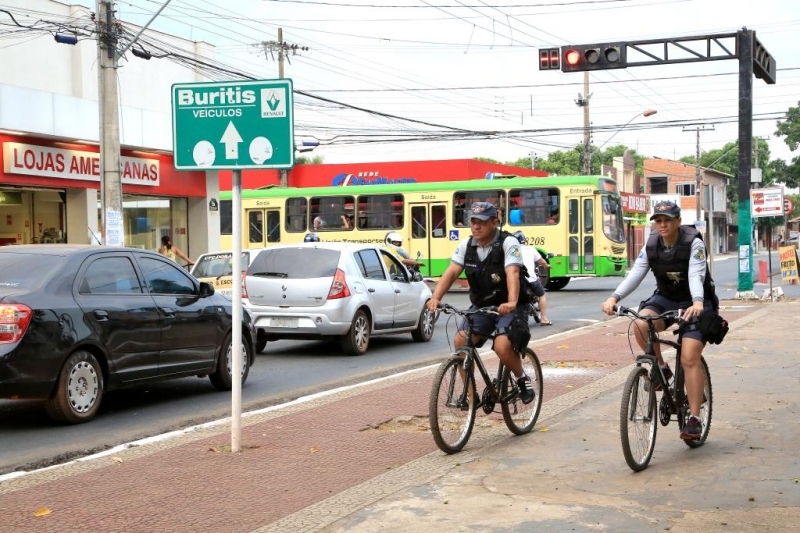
[468,202,498,221]
[650,200,681,220]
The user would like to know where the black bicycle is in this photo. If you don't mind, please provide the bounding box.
[616,306,713,472]
[428,304,543,454]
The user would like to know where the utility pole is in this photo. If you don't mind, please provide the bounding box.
[97,0,123,246]
[261,29,308,187]
[575,72,592,175]
[682,125,714,224]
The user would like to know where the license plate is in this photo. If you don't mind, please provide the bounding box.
[271,317,298,328]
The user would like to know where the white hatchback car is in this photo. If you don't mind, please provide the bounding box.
[244,242,435,355]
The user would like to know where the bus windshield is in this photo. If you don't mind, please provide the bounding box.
[601,194,625,244]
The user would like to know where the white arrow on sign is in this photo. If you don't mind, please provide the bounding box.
[220,121,243,160]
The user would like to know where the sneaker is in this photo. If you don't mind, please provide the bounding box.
[680,415,702,440]
[516,376,535,405]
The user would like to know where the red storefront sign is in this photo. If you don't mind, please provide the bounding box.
[621,192,650,213]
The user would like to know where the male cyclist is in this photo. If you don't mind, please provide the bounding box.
[600,200,718,440]
[427,202,535,404]
[384,232,423,269]
[513,231,552,326]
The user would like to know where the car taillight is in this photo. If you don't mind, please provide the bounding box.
[327,268,351,300]
[241,269,248,299]
[0,304,33,344]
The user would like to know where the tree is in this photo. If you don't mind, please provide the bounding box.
[295,155,325,165]
[593,145,646,177]
[534,145,584,176]
[774,101,800,189]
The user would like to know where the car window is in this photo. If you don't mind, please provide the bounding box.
[139,256,196,295]
[192,251,249,278]
[248,248,340,279]
[0,252,66,291]
[380,250,408,282]
[80,256,142,294]
[355,249,386,281]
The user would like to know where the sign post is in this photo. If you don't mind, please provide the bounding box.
[750,187,784,219]
[172,79,294,452]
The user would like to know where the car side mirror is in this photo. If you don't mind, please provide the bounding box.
[199,281,215,297]
[411,271,424,282]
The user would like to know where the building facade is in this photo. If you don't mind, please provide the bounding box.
[643,158,731,255]
[0,0,220,257]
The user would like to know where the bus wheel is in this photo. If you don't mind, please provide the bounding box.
[546,277,570,291]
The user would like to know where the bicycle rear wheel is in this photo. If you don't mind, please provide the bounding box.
[620,365,658,472]
[683,355,713,448]
[429,354,477,454]
[501,348,543,435]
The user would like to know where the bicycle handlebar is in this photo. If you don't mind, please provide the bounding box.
[615,306,681,322]
[437,303,500,317]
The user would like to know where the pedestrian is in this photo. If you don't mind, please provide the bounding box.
[427,202,536,404]
[513,231,552,326]
[158,235,193,265]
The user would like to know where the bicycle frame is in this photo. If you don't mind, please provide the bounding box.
[455,320,517,412]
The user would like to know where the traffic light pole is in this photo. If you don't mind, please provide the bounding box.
[737,29,755,294]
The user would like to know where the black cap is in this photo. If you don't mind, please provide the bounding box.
[650,200,681,220]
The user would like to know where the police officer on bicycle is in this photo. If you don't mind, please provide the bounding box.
[427,202,535,404]
[600,200,718,440]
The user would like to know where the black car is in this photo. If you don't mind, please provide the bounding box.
[0,245,256,424]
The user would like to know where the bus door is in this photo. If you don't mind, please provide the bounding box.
[244,208,282,248]
[408,203,449,278]
[567,196,596,275]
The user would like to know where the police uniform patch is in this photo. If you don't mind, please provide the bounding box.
[509,246,522,260]
[693,248,706,261]
[638,250,645,259]
[491,273,502,283]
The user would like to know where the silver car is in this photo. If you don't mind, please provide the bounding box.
[244,242,435,355]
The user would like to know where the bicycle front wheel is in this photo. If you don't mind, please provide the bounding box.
[620,365,658,472]
[683,355,713,449]
[501,348,543,435]
[429,355,477,454]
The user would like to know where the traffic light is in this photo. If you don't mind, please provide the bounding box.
[538,48,560,70]
[559,43,627,72]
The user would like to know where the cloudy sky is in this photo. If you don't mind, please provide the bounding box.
[77,0,800,167]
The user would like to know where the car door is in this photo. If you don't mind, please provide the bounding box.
[353,248,395,330]
[75,253,162,382]
[137,255,219,375]
[379,249,419,329]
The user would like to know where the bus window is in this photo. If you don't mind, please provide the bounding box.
[431,205,447,238]
[357,194,403,230]
[248,211,263,244]
[510,188,558,226]
[583,198,594,233]
[286,198,307,232]
[267,210,281,243]
[411,206,426,238]
[220,200,232,235]
[453,190,506,226]
[311,196,354,231]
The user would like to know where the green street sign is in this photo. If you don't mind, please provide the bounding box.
[171,79,294,170]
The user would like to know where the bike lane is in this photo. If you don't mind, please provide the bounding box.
[0,302,763,532]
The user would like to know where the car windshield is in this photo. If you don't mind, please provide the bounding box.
[248,248,340,279]
[0,252,66,292]
[193,252,249,278]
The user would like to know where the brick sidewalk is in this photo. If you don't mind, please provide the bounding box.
[0,302,760,533]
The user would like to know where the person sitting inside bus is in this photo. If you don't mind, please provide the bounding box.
[546,210,559,224]
[314,213,351,230]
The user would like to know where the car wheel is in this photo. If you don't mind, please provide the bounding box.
[255,330,268,354]
[209,332,251,390]
[45,350,104,424]
[340,309,370,355]
[411,304,435,342]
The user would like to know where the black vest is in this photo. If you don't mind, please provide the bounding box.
[645,226,717,308]
[464,230,530,306]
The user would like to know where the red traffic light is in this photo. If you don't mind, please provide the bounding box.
[565,49,581,67]
[559,43,627,72]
